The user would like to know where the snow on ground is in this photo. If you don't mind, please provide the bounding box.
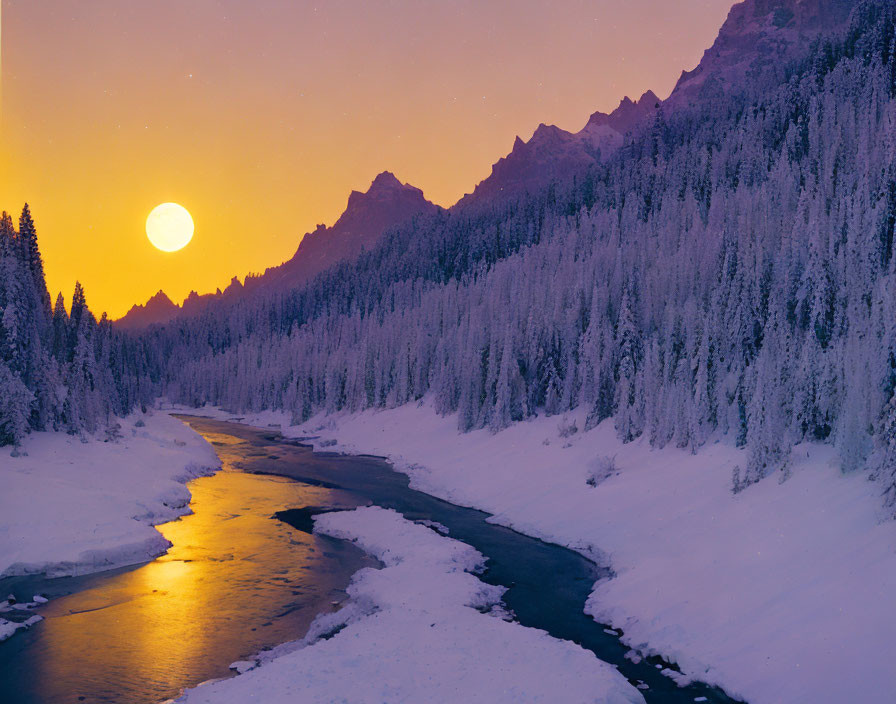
[177,506,643,704]
[0,412,220,579]
[195,402,896,704]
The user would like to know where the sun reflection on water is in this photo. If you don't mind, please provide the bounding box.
[6,432,368,704]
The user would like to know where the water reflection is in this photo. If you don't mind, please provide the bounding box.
[0,430,369,704]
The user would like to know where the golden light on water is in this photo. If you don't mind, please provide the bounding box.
[20,432,370,704]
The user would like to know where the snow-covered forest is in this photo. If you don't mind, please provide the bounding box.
[6,3,896,509]
[148,2,896,504]
[0,207,152,445]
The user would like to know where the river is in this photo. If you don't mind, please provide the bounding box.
[0,416,739,703]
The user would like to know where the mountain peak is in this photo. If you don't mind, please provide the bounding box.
[116,289,177,329]
[370,171,404,190]
[459,90,662,208]
[585,90,661,135]
[531,123,569,142]
[347,171,425,209]
[257,173,439,292]
[669,0,857,103]
[146,290,174,306]
[118,172,440,328]
[639,89,660,105]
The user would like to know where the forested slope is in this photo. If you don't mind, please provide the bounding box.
[0,208,153,445]
[133,2,896,506]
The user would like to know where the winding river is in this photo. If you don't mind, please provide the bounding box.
[0,416,739,704]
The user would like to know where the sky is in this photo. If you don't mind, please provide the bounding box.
[0,0,735,319]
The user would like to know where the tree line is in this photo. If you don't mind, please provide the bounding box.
[6,1,896,512]
[145,1,896,506]
[0,207,153,446]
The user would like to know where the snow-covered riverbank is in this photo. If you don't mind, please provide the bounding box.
[193,402,896,704]
[0,412,220,580]
[177,505,643,704]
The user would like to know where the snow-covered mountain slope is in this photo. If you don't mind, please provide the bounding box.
[460,0,861,209]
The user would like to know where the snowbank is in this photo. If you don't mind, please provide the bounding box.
[0,412,220,578]
[177,506,643,704]
[209,402,896,704]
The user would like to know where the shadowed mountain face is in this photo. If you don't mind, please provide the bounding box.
[117,290,179,330]
[668,0,857,104]
[117,0,860,331]
[456,91,660,208]
[252,171,440,294]
[457,0,857,209]
[583,90,661,135]
[116,172,439,329]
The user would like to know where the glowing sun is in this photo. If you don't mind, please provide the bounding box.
[146,203,194,252]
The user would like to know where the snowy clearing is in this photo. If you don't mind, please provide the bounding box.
[190,402,896,704]
[176,505,643,704]
[0,412,220,578]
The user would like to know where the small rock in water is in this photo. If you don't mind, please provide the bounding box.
[636,681,649,690]
[694,698,708,702]
[33,595,49,604]
[602,628,618,636]
[5,594,15,605]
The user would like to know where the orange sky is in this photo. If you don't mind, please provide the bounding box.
[0,0,735,319]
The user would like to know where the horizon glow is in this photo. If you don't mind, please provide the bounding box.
[0,0,735,318]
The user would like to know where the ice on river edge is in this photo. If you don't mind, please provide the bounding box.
[176,506,644,704]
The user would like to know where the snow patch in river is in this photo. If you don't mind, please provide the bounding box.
[197,401,896,704]
[176,506,643,704]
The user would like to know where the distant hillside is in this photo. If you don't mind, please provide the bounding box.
[138,0,896,508]
[116,172,440,329]
[117,290,179,331]
[251,171,441,294]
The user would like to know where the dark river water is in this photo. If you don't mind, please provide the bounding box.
[0,416,740,704]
